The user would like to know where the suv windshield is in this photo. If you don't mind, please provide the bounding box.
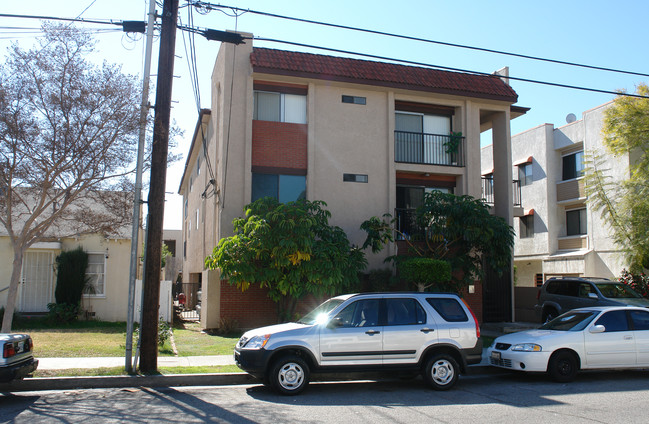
[298,298,345,325]
[596,283,642,299]
[539,310,598,331]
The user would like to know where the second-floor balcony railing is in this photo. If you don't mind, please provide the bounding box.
[395,131,465,167]
[481,176,522,206]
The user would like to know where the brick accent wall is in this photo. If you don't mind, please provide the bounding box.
[220,282,278,329]
[252,120,307,170]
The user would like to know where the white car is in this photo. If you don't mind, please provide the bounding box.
[0,333,38,383]
[488,306,649,382]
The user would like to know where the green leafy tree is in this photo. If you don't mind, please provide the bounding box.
[362,191,514,293]
[584,84,649,272]
[205,197,368,322]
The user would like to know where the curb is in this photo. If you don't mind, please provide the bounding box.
[0,365,502,392]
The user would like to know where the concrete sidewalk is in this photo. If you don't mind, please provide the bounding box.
[38,355,236,370]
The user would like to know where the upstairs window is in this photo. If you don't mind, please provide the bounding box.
[252,173,306,203]
[562,151,584,180]
[518,163,533,186]
[566,208,587,236]
[253,91,306,124]
[519,215,534,238]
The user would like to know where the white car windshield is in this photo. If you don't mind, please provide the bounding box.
[539,310,598,331]
[297,298,345,325]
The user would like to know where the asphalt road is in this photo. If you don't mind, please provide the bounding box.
[2,370,649,423]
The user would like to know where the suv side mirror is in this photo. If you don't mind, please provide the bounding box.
[328,317,344,329]
[589,324,606,334]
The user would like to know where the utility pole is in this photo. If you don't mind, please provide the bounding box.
[125,0,156,374]
[139,0,178,373]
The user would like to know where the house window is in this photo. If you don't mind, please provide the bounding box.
[253,91,307,124]
[562,151,584,181]
[252,173,306,203]
[395,111,453,165]
[343,173,368,183]
[164,240,177,257]
[535,274,544,287]
[519,215,534,238]
[195,209,199,230]
[184,197,188,219]
[518,163,533,186]
[197,155,201,176]
[566,208,587,236]
[85,253,105,296]
[342,95,366,105]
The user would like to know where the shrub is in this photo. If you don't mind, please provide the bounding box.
[47,303,80,323]
[135,317,171,347]
[619,269,649,298]
[399,257,452,292]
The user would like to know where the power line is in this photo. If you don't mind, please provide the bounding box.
[249,37,649,100]
[191,1,649,79]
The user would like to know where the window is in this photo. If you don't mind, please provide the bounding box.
[184,197,188,219]
[535,274,544,287]
[630,310,649,331]
[164,240,177,257]
[519,215,534,238]
[85,253,105,296]
[253,91,307,124]
[343,173,368,183]
[195,209,199,230]
[334,299,380,327]
[518,163,532,186]
[395,111,453,165]
[342,95,366,105]
[252,173,306,203]
[426,298,468,322]
[386,298,426,325]
[197,155,201,176]
[566,208,587,236]
[594,310,629,332]
[562,151,584,180]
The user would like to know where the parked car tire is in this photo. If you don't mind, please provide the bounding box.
[548,351,578,382]
[268,355,310,395]
[423,353,459,390]
[542,308,559,323]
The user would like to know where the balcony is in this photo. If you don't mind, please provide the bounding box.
[395,208,423,240]
[395,131,465,167]
[481,177,522,207]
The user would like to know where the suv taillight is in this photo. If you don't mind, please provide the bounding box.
[27,338,33,352]
[3,342,15,358]
[461,299,480,339]
[536,288,541,300]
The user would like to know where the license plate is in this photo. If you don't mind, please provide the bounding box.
[15,341,24,354]
[491,351,501,360]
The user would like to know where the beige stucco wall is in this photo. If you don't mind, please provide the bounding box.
[0,234,132,322]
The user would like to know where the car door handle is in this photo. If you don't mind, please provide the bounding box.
[365,330,380,335]
[420,328,435,333]
[624,336,633,340]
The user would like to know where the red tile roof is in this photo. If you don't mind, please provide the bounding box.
[250,48,518,103]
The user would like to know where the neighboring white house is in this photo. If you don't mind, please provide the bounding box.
[482,102,629,289]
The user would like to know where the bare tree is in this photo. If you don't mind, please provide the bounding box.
[0,23,141,331]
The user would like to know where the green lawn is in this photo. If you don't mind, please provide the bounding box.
[14,318,239,358]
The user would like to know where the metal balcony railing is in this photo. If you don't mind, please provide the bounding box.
[481,177,522,206]
[395,131,465,167]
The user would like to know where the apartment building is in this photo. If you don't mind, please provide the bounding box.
[179,34,527,328]
[482,102,628,296]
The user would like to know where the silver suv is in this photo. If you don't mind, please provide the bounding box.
[234,292,482,394]
[535,277,649,322]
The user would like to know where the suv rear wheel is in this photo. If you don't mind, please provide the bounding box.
[268,355,310,395]
[423,353,459,390]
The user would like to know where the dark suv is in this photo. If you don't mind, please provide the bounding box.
[234,292,482,395]
[535,277,649,322]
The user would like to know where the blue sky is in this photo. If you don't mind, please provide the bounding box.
[2,0,648,228]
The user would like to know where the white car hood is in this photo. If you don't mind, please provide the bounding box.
[242,322,309,338]
[494,329,559,344]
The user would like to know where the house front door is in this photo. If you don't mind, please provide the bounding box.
[20,251,56,312]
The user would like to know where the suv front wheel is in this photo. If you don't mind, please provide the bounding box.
[423,353,459,390]
[268,355,310,395]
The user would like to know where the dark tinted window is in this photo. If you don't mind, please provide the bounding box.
[426,298,468,322]
[595,310,629,332]
[546,280,579,297]
[386,298,426,326]
[630,310,649,331]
